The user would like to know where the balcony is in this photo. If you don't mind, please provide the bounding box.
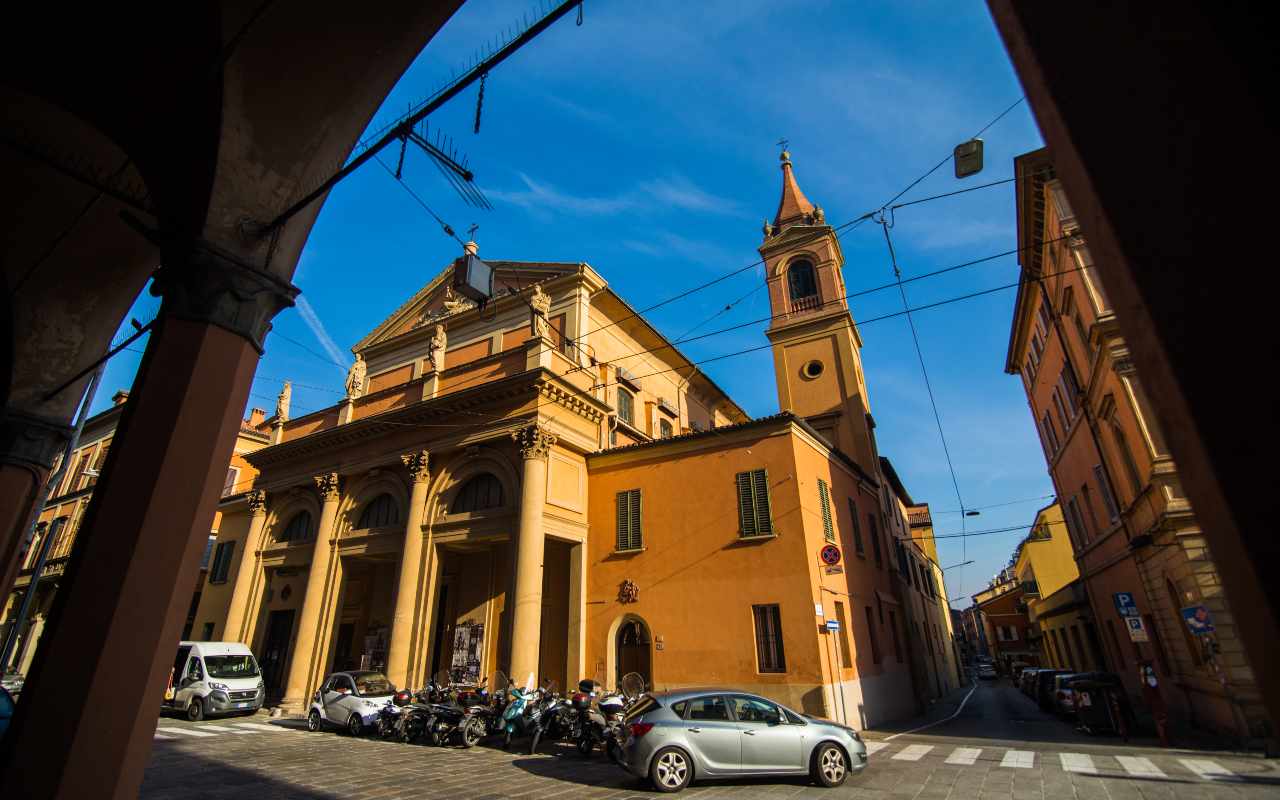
[789,294,821,314]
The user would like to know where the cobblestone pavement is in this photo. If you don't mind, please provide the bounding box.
[140,683,1280,800]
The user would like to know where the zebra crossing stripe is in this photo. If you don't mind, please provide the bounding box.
[1060,753,1097,774]
[945,747,982,765]
[1178,759,1238,781]
[864,742,890,756]
[1115,756,1165,778]
[197,724,255,734]
[155,727,219,738]
[232,722,287,732]
[1000,750,1035,769]
[153,732,177,740]
[892,744,934,761]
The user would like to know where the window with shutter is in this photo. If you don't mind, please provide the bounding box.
[615,489,642,551]
[868,514,882,567]
[848,499,864,555]
[735,469,773,538]
[222,467,239,497]
[817,479,834,542]
[209,541,235,584]
[752,604,786,672]
[1094,465,1120,521]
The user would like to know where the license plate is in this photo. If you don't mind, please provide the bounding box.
[237,703,252,709]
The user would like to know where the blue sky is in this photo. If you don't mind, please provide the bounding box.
[99,0,1053,607]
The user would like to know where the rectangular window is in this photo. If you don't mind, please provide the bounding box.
[1061,367,1081,415]
[617,388,634,426]
[865,606,882,663]
[209,541,235,584]
[889,609,902,662]
[1051,388,1071,436]
[201,535,216,569]
[1041,412,1060,452]
[752,604,786,673]
[736,469,773,538]
[1065,496,1090,546]
[659,419,673,439]
[847,499,864,555]
[834,602,853,665]
[869,514,882,567]
[615,489,642,551]
[1094,465,1120,521]
[1081,483,1103,533]
[817,479,834,542]
[222,467,239,497]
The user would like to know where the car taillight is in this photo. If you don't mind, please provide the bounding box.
[629,722,654,738]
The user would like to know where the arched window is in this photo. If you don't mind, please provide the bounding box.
[280,511,313,543]
[787,259,818,302]
[357,493,400,529]
[450,474,505,514]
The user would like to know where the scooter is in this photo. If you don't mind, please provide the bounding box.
[375,689,413,739]
[528,682,568,754]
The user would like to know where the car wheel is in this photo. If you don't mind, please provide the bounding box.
[811,743,849,788]
[307,710,322,732]
[186,699,205,722]
[649,746,692,793]
[347,713,363,737]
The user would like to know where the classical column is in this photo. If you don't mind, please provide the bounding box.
[0,413,68,614]
[281,473,341,710]
[0,242,297,800]
[508,423,556,687]
[386,451,430,688]
[222,490,268,642]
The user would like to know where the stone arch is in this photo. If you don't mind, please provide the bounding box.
[605,612,653,693]
[771,250,822,279]
[427,448,520,522]
[264,490,323,547]
[339,470,409,534]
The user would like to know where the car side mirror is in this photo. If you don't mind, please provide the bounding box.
[179,677,193,688]
[766,713,782,725]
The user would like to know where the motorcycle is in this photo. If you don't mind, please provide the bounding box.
[578,671,643,759]
[528,681,569,754]
[417,671,487,748]
[502,678,556,750]
[374,688,413,739]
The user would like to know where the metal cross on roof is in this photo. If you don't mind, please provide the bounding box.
[467,223,479,238]
[777,137,789,151]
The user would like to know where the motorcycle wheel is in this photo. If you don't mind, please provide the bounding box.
[502,729,512,750]
[606,738,620,762]
[577,736,593,757]
[462,717,484,748]
[529,727,543,755]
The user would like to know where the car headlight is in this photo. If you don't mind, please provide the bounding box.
[209,682,229,691]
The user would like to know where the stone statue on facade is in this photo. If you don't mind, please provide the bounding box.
[345,353,367,400]
[442,284,473,316]
[275,381,291,422]
[530,284,551,340]
[762,218,774,238]
[428,324,447,373]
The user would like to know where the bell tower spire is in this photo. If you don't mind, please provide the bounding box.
[759,149,878,474]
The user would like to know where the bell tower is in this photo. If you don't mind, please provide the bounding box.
[761,149,878,473]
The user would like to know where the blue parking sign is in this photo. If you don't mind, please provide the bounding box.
[1113,592,1138,617]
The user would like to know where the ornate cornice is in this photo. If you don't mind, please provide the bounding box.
[150,238,300,353]
[246,489,267,515]
[537,380,605,423]
[401,450,430,484]
[512,423,557,461]
[0,411,72,473]
[313,472,340,501]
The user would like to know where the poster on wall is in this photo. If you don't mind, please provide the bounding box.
[451,621,484,683]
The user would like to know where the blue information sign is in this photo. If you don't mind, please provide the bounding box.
[825,619,841,632]
[1113,592,1138,618]
[1181,605,1215,635]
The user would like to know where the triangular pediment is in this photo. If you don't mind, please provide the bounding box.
[353,259,583,352]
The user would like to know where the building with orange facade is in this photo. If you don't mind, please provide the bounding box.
[1007,149,1268,742]
[192,151,952,728]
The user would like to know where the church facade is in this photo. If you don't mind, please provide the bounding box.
[191,153,946,728]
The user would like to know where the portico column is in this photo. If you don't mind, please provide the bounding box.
[281,473,341,710]
[223,490,268,642]
[509,423,556,687]
[387,451,430,688]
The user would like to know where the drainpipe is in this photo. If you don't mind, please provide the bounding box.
[0,362,105,675]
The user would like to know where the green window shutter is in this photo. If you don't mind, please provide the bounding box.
[737,469,773,537]
[736,472,756,536]
[818,479,834,542]
[848,499,864,554]
[616,489,642,551]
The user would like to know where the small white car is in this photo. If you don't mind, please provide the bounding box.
[307,671,396,735]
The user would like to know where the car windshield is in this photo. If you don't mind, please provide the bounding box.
[353,672,394,696]
[203,655,260,679]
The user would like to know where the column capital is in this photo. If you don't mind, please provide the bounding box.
[512,423,557,461]
[400,450,430,484]
[246,489,267,515]
[150,238,300,353]
[313,472,340,501]
[0,410,71,472]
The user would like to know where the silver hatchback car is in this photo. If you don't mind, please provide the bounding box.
[617,688,867,793]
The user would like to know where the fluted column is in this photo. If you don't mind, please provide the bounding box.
[509,424,556,687]
[282,473,341,710]
[386,451,430,689]
[222,490,268,642]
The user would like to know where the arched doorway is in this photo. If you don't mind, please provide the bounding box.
[616,617,652,691]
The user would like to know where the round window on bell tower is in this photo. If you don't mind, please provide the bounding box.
[801,360,824,379]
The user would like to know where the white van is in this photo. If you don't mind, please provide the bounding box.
[165,641,265,721]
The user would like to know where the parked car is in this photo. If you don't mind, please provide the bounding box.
[1051,673,1083,716]
[1009,662,1031,681]
[1018,668,1042,695]
[0,686,14,738]
[165,641,265,721]
[977,663,997,680]
[307,671,397,735]
[617,689,867,793]
[1033,670,1070,711]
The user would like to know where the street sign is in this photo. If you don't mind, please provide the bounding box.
[1124,615,1149,642]
[1181,604,1215,635]
[825,619,841,632]
[820,544,842,566]
[815,603,824,617]
[1113,592,1139,618]
[824,565,844,575]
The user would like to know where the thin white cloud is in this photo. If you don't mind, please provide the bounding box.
[295,295,349,372]
[489,172,745,221]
